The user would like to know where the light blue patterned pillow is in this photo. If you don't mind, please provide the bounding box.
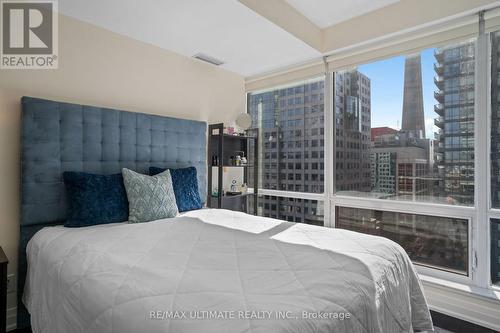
[122,168,178,223]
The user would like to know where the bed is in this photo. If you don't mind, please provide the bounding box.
[24,209,432,333]
[19,97,433,332]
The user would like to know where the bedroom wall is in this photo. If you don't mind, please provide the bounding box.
[0,14,245,325]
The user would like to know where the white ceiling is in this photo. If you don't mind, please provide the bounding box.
[285,0,400,28]
[59,0,400,77]
[59,0,321,77]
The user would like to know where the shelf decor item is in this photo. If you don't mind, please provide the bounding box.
[235,113,252,134]
[230,179,238,192]
[207,123,258,214]
[211,155,218,166]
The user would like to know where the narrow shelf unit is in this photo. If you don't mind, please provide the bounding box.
[207,123,258,214]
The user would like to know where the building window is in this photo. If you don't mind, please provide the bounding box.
[491,219,500,286]
[256,196,324,225]
[247,78,325,225]
[247,27,500,288]
[335,41,476,206]
[332,38,478,279]
[491,31,500,208]
[336,207,468,274]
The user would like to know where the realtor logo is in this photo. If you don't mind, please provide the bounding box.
[1,0,58,69]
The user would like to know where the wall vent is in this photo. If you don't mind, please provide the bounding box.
[193,53,225,66]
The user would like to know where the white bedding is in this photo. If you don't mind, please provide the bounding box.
[24,209,433,333]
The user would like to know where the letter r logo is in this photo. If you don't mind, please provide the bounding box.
[2,1,53,54]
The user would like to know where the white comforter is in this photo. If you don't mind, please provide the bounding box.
[24,209,433,333]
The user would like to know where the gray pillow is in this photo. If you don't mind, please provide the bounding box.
[122,168,178,223]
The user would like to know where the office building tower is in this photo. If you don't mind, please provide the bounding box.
[247,79,325,224]
[434,42,475,204]
[248,70,371,224]
[335,70,372,192]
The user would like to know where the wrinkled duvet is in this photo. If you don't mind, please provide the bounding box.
[24,209,433,333]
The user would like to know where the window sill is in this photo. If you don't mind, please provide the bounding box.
[418,274,500,331]
[419,274,500,300]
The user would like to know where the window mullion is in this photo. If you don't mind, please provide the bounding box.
[474,11,490,288]
[329,71,338,228]
[324,69,334,228]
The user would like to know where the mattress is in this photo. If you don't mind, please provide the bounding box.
[23,209,433,333]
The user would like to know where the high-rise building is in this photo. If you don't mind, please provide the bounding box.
[335,70,372,192]
[247,71,372,224]
[247,79,325,224]
[402,54,426,138]
[434,42,475,205]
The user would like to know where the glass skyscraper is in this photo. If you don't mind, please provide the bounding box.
[434,42,475,205]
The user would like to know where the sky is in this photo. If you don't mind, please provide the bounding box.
[357,48,438,139]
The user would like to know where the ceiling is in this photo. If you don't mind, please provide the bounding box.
[285,0,400,28]
[59,0,399,77]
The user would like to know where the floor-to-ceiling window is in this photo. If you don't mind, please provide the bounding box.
[247,13,500,291]
[332,41,475,275]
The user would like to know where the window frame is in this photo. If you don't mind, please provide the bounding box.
[488,30,500,291]
[329,193,475,285]
[246,15,500,295]
[327,20,496,292]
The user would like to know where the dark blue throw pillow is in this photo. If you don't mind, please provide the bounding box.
[63,172,129,227]
[149,166,203,212]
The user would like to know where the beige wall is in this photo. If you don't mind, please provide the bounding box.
[0,14,245,319]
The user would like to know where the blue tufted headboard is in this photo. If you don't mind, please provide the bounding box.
[18,96,207,328]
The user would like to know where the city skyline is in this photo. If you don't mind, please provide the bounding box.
[247,42,474,275]
[248,40,476,206]
[359,48,438,139]
[246,35,491,282]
